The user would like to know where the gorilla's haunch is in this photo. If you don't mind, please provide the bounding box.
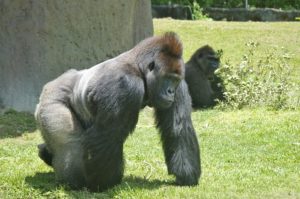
[35,32,201,191]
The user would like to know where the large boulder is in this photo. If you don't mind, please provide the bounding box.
[0,0,153,112]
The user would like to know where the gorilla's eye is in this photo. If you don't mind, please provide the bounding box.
[148,61,155,71]
[198,53,203,58]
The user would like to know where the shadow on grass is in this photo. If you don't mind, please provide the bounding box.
[117,175,171,190]
[25,172,58,191]
[25,172,169,197]
[0,109,36,139]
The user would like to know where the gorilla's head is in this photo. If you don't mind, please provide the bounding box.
[192,45,220,78]
[143,32,184,109]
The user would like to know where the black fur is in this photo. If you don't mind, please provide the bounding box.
[155,81,201,185]
[185,45,224,109]
[35,32,201,191]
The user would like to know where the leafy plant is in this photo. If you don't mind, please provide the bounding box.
[191,1,209,20]
[215,42,298,110]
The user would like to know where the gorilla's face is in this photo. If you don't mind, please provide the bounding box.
[146,58,183,109]
[192,45,220,78]
[197,51,220,78]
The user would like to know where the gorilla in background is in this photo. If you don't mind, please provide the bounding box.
[185,45,224,109]
[35,32,201,192]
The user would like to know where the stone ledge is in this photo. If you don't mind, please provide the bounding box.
[204,7,300,21]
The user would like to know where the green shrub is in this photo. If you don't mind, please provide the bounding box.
[215,42,299,110]
[191,1,209,20]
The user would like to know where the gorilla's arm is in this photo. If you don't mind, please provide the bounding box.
[155,81,201,186]
[81,73,145,191]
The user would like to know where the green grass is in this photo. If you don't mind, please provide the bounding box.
[0,108,299,198]
[1,19,300,198]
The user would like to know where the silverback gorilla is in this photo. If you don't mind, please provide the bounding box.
[185,45,223,109]
[35,32,201,191]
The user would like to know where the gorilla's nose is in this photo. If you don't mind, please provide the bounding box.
[167,88,175,95]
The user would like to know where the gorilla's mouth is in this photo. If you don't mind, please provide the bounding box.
[156,95,174,109]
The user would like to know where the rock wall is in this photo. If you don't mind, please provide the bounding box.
[204,8,300,21]
[0,0,153,113]
[152,4,193,20]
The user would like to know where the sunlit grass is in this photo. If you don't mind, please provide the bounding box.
[0,108,299,198]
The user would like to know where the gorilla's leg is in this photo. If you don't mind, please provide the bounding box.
[155,81,201,186]
[82,129,125,191]
[51,141,85,189]
[36,102,85,189]
[38,143,53,166]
